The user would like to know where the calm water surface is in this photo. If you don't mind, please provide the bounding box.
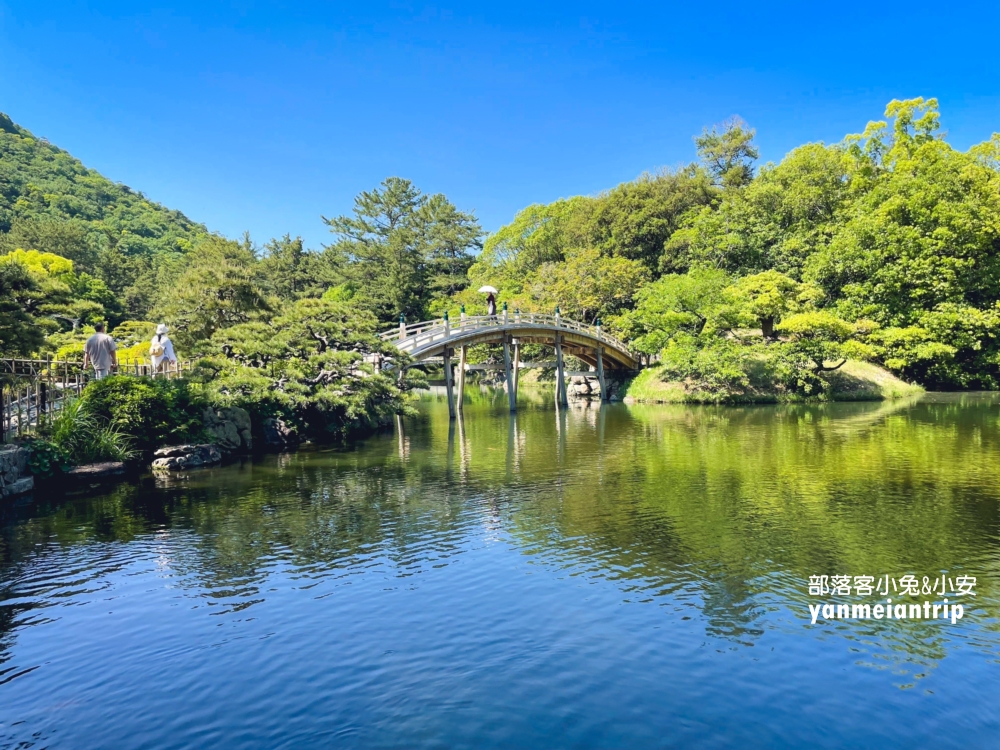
[1,391,999,748]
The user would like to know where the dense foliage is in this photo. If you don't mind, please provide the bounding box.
[461,98,1000,393]
[4,98,1000,413]
[458,166,715,317]
[202,297,422,438]
[28,393,141,474]
[79,376,208,452]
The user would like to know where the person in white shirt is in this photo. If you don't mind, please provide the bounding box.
[150,323,177,375]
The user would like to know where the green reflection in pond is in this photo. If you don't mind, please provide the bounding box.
[2,390,999,700]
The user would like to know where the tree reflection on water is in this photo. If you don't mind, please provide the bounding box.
[2,391,999,677]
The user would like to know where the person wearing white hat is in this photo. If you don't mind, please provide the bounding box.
[149,323,177,375]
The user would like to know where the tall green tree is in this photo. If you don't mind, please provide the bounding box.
[530,248,650,324]
[324,178,482,322]
[469,198,593,295]
[679,143,849,276]
[259,234,334,300]
[0,256,44,355]
[613,267,731,353]
[157,236,271,351]
[695,116,759,189]
[584,167,717,274]
[806,98,1000,326]
[423,194,483,298]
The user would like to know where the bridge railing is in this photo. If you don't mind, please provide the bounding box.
[379,312,634,357]
[383,319,445,341]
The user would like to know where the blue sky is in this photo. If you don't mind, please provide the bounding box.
[2,1,999,250]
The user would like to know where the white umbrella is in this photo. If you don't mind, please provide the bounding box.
[478,285,498,294]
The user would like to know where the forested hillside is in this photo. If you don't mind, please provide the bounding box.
[0,112,208,319]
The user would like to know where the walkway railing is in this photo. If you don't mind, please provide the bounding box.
[1,357,196,442]
[2,375,85,442]
[380,312,634,358]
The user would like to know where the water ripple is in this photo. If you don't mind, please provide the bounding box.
[1,396,999,747]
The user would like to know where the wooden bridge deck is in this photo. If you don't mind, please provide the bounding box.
[380,312,641,417]
[381,312,639,369]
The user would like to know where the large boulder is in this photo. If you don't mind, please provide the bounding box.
[567,376,600,399]
[151,444,223,472]
[202,407,252,453]
[261,417,299,450]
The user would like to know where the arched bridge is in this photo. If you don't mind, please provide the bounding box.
[380,311,641,417]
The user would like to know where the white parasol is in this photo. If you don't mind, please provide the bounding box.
[477,285,498,294]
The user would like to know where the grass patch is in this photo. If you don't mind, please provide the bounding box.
[826,360,923,400]
[623,359,921,404]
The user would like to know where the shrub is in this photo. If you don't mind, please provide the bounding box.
[23,437,70,477]
[35,398,136,465]
[79,376,207,452]
[659,335,757,396]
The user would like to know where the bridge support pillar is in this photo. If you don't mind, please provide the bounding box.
[457,345,467,412]
[502,336,517,412]
[443,347,456,419]
[555,335,568,407]
[596,347,607,402]
[512,340,520,401]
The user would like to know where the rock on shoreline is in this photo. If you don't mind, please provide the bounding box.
[202,406,253,453]
[151,444,223,472]
[64,462,126,479]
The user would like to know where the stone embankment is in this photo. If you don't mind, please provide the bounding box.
[202,406,253,453]
[152,407,302,473]
[141,409,300,474]
[152,406,259,473]
[0,445,32,499]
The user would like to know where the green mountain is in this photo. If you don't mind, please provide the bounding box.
[0,112,208,314]
[0,112,205,250]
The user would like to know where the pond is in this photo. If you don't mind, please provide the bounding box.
[1,390,999,748]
